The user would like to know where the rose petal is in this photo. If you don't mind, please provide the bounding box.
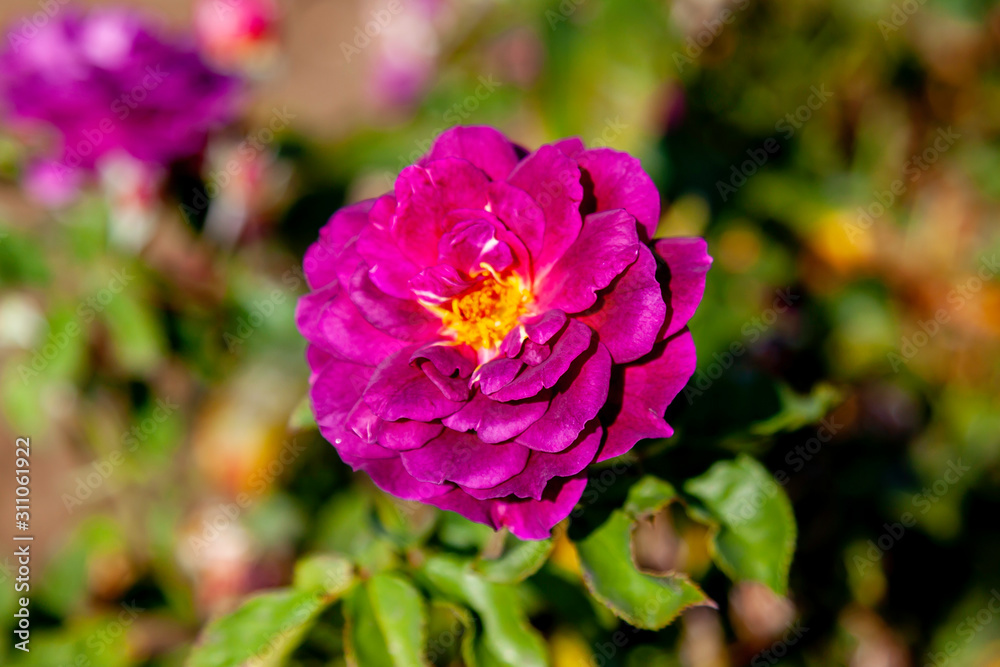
[360,457,453,501]
[304,199,375,290]
[507,144,584,273]
[490,319,593,402]
[652,237,713,340]
[421,126,521,181]
[442,389,550,443]
[296,284,406,366]
[516,341,611,452]
[364,347,466,421]
[348,263,439,341]
[576,148,660,241]
[578,243,666,363]
[490,474,588,540]
[466,421,602,500]
[537,209,639,314]
[400,430,530,489]
[598,329,697,462]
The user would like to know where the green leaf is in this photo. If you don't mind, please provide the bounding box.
[684,455,797,595]
[474,535,554,583]
[420,556,548,667]
[623,476,678,517]
[749,382,841,436]
[345,574,428,667]
[426,600,477,667]
[293,553,354,594]
[576,509,712,630]
[186,588,344,667]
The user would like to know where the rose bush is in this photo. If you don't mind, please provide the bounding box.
[297,126,711,539]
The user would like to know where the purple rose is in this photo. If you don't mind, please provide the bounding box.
[297,126,711,540]
[0,7,240,197]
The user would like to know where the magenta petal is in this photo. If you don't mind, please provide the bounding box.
[537,209,640,314]
[474,357,525,395]
[598,329,697,462]
[412,343,477,379]
[523,309,567,344]
[490,319,593,402]
[364,348,466,421]
[348,264,439,341]
[376,419,444,451]
[312,361,394,464]
[423,487,495,526]
[517,342,612,452]
[296,284,406,366]
[577,148,661,241]
[442,390,550,443]
[467,422,602,500]
[652,237,713,340]
[552,137,585,159]
[579,244,666,363]
[400,430,530,489]
[487,182,545,275]
[357,215,422,300]
[304,199,374,289]
[360,457,452,501]
[394,158,490,266]
[409,264,473,305]
[507,145,584,273]
[490,474,588,540]
[439,216,514,276]
[421,126,521,181]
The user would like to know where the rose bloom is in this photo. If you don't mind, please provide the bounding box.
[297,127,711,540]
[0,8,239,202]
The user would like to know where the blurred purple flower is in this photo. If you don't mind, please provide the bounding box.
[0,7,240,203]
[297,126,712,540]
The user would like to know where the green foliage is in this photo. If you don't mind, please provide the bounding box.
[685,455,797,595]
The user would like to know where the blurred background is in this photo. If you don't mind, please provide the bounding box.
[1,0,999,665]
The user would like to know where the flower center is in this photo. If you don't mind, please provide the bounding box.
[440,274,532,350]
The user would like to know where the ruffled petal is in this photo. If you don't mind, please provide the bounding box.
[348,264,439,341]
[364,347,466,421]
[401,430,530,489]
[296,284,406,366]
[578,244,666,363]
[652,237,713,340]
[517,341,612,452]
[598,329,697,462]
[576,148,660,241]
[303,200,374,289]
[466,421,602,500]
[420,126,522,182]
[360,457,453,501]
[489,319,593,402]
[442,389,550,443]
[490,474,588,540]
[507,144,584,274]
[393,158,490,266]
[537,209,639,314]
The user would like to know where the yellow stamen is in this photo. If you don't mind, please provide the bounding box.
[438,273,532,350]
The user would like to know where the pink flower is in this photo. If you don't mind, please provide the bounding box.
[297,127,711,540]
